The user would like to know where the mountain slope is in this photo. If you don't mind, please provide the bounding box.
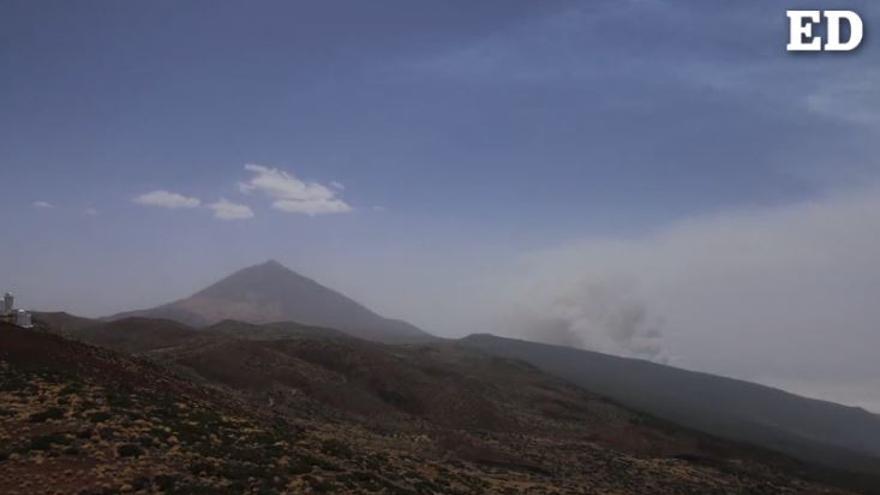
[461,333,880,479]
[31,312,100,335]
[0,323,322,493]
[109,260,433,343]
[205,319,351,341]
[70,317,205,354]
[4,322,860,494]
[49,317,357,359]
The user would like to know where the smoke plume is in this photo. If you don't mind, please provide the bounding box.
[510,277,667,362]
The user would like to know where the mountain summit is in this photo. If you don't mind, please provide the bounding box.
[109,260,433,343]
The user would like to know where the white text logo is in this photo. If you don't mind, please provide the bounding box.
[787,10,863,52]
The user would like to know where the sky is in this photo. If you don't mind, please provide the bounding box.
[2,1,879,411]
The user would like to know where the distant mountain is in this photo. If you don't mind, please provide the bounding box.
[109,260,434,343]
[461,333,880,481]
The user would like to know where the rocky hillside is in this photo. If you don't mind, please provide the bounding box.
[461,333,880,484]
[0,322,860,494]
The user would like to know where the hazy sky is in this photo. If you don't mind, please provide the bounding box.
[2,1,879,411]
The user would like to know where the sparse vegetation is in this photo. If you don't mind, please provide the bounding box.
[0,322,862,494]
[27,407,64,423]
[27,433,71,451]
[320,438,355,459]
[117,443,144,457]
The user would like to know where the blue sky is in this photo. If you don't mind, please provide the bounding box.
[2,1,880,410]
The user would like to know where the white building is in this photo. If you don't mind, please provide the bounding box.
[16,309,32,328]
[1,292,33,328]
[1,292,11,316]
[3,292,15,315]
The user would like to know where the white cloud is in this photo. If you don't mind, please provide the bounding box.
[272,198,351,215]
[84,208,98,216]
[133,190,201,209]
[32,201,53,209]
[239,164,352,216]
[207,199,254,220]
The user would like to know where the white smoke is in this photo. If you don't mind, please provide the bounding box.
[509,277,667,362]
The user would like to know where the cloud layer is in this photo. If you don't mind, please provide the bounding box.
[133,190,201,209]
[239,164,352,215]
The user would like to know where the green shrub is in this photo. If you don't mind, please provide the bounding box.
[63,446,80,456]
[28,433,70,451]
[320,438,354,459]
[88,411,112,423]
[28,407,65,423]
[117,444,144,457]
